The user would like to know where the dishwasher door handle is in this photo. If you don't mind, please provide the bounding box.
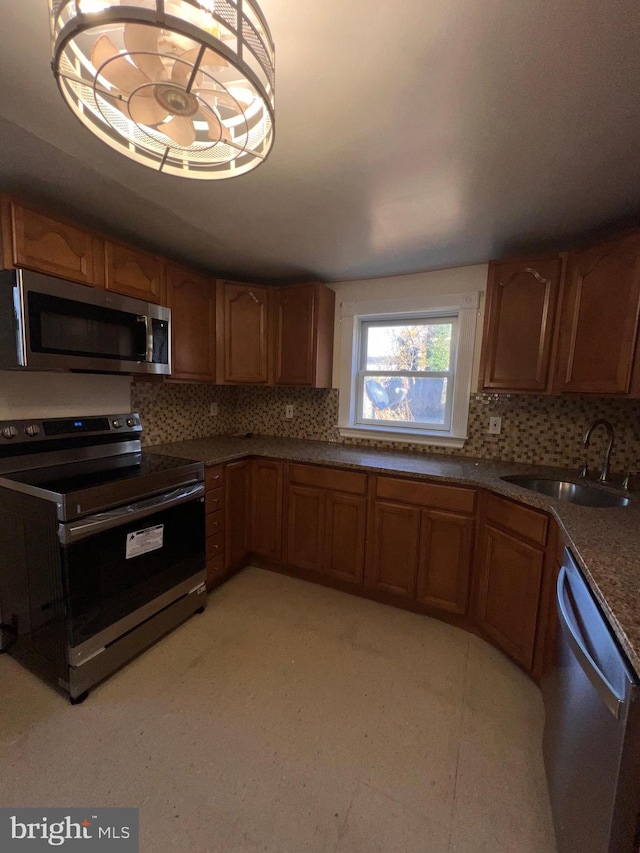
[59,482,205,544]
[557,566,624,719]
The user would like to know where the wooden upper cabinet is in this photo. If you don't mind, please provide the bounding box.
[274,283,335,388]
[167,264,216,382]
[480,256,563,392]
[217,281,270,383]
[555,233,640,395]
[1,197,104,287]
[105,241,165,304]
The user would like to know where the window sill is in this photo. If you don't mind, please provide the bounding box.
[337,426,467,449]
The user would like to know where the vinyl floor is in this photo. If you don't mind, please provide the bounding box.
[0,567,557,852]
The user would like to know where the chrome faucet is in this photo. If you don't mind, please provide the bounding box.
[580,419,615,483]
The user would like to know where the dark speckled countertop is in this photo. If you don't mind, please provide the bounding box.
[151,434,640,676]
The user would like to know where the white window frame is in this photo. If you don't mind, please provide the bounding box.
[338,291,479,449]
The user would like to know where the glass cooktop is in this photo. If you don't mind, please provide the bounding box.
[2,452,199,496]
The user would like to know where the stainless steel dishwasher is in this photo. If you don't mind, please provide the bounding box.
[543,548,640,853]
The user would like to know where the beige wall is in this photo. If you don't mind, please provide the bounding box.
[330,264,489,389]
[0,372,131,420]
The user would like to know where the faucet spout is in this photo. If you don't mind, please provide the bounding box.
[583,419,615,483]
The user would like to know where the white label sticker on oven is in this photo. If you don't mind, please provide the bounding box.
[126,524,164,559]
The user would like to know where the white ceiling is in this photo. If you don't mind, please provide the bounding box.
[0,0,639,282]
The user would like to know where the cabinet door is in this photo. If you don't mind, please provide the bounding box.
[324,491,366,585]
[555,234,640,394]
[5,200,104,286]
[274,283,335,388]
[480,257,562,392]
[167,265,216,381]
[417,510,473,615]
[274,284,316,385]
[251,459,283,560]
[219,281,269,383]
[366,501,421,598]
[105,241,165,304]
[476,524,544,670]
[225,460,251,569]
[287,484,324,572]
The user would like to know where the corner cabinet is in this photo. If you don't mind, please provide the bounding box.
[216,281,270,383]
[167,264,216,382]
[105,241,165,304]
[1,197,105,287]
[274,283,335,388]
[480,256,563,393]
[554,233,640,395]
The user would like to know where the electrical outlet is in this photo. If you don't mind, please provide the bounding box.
[209,402,218,416]
[285,404,294,419]
[489,416,502,435]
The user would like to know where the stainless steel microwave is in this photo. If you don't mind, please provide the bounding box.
[0,269,171,375]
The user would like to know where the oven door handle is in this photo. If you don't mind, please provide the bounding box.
[58,482,205,544]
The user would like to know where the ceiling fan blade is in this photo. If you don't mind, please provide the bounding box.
[161,116,196,146]
[172,46,228,87]
[92,34,151,94]
[195,89,243,116]
[128,93,170,126]
[123,23,167,82]
[199,105,233,144]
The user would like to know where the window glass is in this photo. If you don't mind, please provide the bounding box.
[357,317,457,431]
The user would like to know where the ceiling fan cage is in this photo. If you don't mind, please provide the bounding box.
[49,1,275,178]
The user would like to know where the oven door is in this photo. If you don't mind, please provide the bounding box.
[59,483,205,665]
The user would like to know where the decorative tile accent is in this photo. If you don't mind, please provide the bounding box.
[134,381,640,475]
[233,387,340,442]
[131,381,236,446]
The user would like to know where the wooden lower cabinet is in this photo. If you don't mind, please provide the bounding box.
[324,491,366,584]
[476,524,544,670]
[417,510,474,615]
[287,484,324,572]
[206,458,560,683]
[286,465,367,583]
[366,475,476,613]
[205,465,226,588]
[250,459,284,560]
[366,501,421,597]
[225,460,251,569]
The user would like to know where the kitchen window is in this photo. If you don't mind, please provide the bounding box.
[337,292,479,448]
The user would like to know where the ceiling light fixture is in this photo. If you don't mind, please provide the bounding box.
[48,1,275,179]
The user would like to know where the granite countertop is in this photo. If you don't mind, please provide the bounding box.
[150,434,640,676]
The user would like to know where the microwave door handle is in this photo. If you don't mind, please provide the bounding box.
[58,481,204,544]
[135,315,153,362]
[556,566,624,719]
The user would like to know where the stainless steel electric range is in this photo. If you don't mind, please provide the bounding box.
[0,413,206,703]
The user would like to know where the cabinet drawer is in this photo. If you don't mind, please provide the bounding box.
[206,555,225,587]
[206,466,224,491]
[375,476,476,514]
[207,532,224,560]
[289,463,367,495]
[485,493,548,547]
[206,488,224,514]
[206,511,224,538]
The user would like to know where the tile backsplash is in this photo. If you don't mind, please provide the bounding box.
[133,381,640,475]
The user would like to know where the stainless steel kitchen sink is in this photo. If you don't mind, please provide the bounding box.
[501,476,630,508]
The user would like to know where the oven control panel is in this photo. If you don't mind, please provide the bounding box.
[0,413,142,444]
